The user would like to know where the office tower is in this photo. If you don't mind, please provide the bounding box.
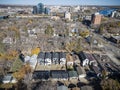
[37,3,44,14]
[91,13,101,25]
[44,7,50,15]
[33,6,37,14]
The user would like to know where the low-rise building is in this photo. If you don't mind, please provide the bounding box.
[52,52,59,64]
[45,52,52,65]
[110,36,120,44]
[79,51,89,66]
[75,66,86,78]
[32,71,50,80]
[57,85,68,90]
[37,52,45,65]
[2,74,17,84]
[59,52,66,65]
[86,53,97,66]
[51,70,68,80]
[81,85,93,90]
[68,71,78,80]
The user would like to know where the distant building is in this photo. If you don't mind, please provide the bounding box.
[37,3,44,14]
[33,6,37,14]
[33,3,50,15]
[91,13,101,25]
[44,7,50,15]
[64,11,71,20]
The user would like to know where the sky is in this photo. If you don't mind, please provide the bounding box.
[0,0,120,5]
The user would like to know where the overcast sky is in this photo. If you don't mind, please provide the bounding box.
[0,0,120,5]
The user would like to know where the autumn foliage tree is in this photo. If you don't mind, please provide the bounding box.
[80,30,89,37]
[13,63,31,81]
[31,47,40,55]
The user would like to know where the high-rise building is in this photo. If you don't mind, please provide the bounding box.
[33,3,50,15]
[37,3,44,14]
[64,11,71,20]
[44,7,50,15]
[91,13,102,25]
[33,6,37,14]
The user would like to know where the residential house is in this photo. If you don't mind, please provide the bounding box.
[29,54,38,69]
[25,54,38,69]
[2,74,17,84]
[73,55,81,65]
[92,66,101,77]
[75,66,86,78]
[52,52,59,64]
[51,70,68,80]
[59,52,66,65]
[79,51,89,66]
[66,54,74,67]
[68,71,78,80]
[57,85,68,90]
[37,52,45,65]
[86,53,97,66]
[32,71,50,80]
[81,85,93,90]
[45,52,52,65]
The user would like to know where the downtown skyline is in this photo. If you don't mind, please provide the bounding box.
[0,0,120,6]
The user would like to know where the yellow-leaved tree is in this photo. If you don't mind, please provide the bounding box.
[13,63,31,81]
[31,47,40,55]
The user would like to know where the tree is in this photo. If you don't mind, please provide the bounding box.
[80,30,89,37]
[45,25,54,36]
[0,83,13,90]
[13,63,32,90]
[101,79,120,90]
[31,47,40,55]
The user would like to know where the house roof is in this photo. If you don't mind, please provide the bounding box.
[45,52,52,59]
[81,86,93,90]
[79,51,87,61]
[92,66,101,74]
[75,66,86,75]
[57,85,68,90]
[86,53,96,62]
[33,71,50,80]
[51,70,68,79]
[60,52,66,59]
[52,52,59,59]
[68,71,78,77]
[38,52,45,59]
[2,73,17,84]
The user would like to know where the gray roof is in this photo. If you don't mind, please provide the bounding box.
[45,52,52,59]
[38,52,45,59]
[51,70,68,79]
[75,66,86,75]
[86,53,95,61]
[52,52,59,59]
[60,52,66,59]
[68,71,78,77]
[92,66,101,74]
[81,86,93,90]
[79,51,87,62]
[57,85,68,90]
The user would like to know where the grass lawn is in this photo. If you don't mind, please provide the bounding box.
[10,58,23,72]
